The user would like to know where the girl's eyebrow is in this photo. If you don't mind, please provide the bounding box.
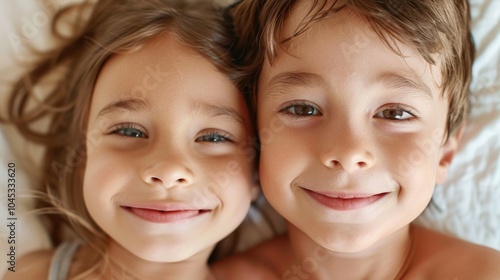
[190,101,246,126]
[97,98,150,118]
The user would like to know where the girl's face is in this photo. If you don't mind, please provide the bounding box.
[257,6,458,253]
[83,33,256,262]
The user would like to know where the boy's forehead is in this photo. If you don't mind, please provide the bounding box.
[262,3,445,101]
[276,2,443,80]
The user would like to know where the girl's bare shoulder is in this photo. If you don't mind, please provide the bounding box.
[212,234,291,280]
[410,225,500,279]
[2,249,54,280]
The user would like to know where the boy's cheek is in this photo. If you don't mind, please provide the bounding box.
[379,135,440,182]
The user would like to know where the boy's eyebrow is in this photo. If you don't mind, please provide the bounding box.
[191,101,246,126]
[265,71,434,100]
[265,72,325,98]
[97,98,150,118]
[372,71,433,99]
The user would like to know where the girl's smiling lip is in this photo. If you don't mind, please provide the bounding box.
[123,207,211,223]
[302,188,389,211]
[120,202,213,223]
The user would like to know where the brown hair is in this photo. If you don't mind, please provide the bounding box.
[230,0,474,136]
[2,0,243,274]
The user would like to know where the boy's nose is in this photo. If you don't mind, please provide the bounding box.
[140,151,194,188]
[319,127,374,172]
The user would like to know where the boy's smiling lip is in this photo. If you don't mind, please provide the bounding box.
[120,202,213,223]
[301,188,389,211]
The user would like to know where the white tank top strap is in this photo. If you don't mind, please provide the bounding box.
[48,240,83,280]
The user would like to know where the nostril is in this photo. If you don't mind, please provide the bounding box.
[329,160,368,170]
[357,162,368,168]
[151,177,187,184]
[151,177,162,183]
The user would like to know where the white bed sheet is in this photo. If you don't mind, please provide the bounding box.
[415,0,500,250]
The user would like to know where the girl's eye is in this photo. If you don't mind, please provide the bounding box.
[195,132,232,143]
[375,107,414,121]
[280,103,321,116]
[109,124,148,138]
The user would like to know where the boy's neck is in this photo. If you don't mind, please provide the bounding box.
[101,241,216,280]
[286,223,415,280]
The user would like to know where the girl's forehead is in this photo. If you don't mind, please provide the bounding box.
[87,32,247,127]
[112,33,197,72]
[94,34,207,96]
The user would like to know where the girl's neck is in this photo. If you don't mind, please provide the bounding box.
[286,224,415,280]
[98,241,216,280]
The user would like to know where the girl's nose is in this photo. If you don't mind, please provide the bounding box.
[140,151,194,188]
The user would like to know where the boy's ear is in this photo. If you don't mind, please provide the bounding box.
[436,124,465,184]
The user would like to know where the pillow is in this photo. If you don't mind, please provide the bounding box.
[415,0,500,250]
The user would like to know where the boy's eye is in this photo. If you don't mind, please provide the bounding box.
[109,124,148,138]
[280,103,320,116]
[195,132,232,143]
[375,108,414,120]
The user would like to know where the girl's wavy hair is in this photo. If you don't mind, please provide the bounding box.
[2,0,245,270]
[230,0,475,137]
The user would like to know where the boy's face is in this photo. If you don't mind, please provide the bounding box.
[257,5,458,252]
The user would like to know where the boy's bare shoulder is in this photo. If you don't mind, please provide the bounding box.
[212,234,291,280]
[410,225,500,279]
[2,249,53,280]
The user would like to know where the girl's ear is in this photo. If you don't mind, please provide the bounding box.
[436,124,465,184]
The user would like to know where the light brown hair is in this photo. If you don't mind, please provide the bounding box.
[2,0,244,274]
[230,0,474,136]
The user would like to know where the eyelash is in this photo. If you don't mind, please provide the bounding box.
[277,101,417,124]
[195,131,234,144]
[107,124,234,144]
[108,123,148,138]
[278,101,321,118]
[375,104,417,123]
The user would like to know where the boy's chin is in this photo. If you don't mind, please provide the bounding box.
[313,236,377,254]
[302,226,391,254]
